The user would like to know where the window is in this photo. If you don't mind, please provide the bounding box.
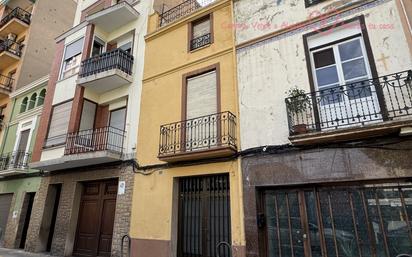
[7,70,16,89]
[119,42,132,54]
[45,101,73,147]
[61,38,84,79]
[37,89,46,107]
[189,15,212,51]
[305,0,327,7]
[91,37,105,57]
[109,107,126,130]
[20,97,28,113]
[79,99,97,131]
[311,37,372,105]
[28,93,37,110]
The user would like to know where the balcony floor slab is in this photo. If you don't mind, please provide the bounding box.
[289,119,412,145]
[29,150,123,171]
[77,69,132,93]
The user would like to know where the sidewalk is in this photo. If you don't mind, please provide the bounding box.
[0,248,55,257]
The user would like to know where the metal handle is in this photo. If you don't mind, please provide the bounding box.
[216,241,231,257]
[396,255,412,257]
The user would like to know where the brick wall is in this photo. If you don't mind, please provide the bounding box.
[25,163,134,257]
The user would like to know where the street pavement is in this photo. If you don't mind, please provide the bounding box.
[0,248,55,257]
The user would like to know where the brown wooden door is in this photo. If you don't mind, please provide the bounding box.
[73,180,118,257]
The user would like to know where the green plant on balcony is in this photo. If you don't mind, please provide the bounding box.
[286,87,310,134]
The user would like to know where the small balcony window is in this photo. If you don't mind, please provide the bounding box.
[28,93,37,110]
[61,38,84,79]
[189,15,212,51]
[37,89,46,107]
[305,0,328,7]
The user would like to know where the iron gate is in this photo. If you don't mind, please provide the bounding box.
[178,174,231,257]
[261,183,412,257]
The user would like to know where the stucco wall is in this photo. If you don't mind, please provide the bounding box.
[235,0,412,149]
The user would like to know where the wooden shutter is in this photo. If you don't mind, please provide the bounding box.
[46,101,73,146]
[192,18,210,39]
[186,70,217,119]
[79,100,97,131]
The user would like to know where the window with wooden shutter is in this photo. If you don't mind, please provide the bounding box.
[45,101,73,147]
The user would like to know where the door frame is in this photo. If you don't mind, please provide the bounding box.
[72,178,118,257]
[303,15,388,131]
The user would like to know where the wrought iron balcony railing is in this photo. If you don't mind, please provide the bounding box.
[0,7,31,28]
[190,33,211,50]
[0,39,23,57]
[65,126,126,155]
[159,0,215,27]
[78,48,134,78]
[285,70,412,136]
[0,74,13,92]
[0,151,31,170]
[159,111,237,157]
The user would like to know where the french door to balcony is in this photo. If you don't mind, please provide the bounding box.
[311,37,382,130]
[261,184,412,257]
[185,70,218,152]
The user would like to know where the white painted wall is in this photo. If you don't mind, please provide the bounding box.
[42,0,154,161]
[235,0,412,149]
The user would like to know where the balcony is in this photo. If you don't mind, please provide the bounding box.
[286,70,412,145]
[0,151,31,176]
[77,48,134,93]
[0,7,31,38]
[85,1,139,33]
[0,74,13,95]
[158,111,237,162]
[30,127,126,171]
[159,0,216,27]
[0,39,23,70]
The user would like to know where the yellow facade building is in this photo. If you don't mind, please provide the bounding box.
[130,0,245,256]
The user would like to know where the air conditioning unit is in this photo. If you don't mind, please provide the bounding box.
[7,33,17,42]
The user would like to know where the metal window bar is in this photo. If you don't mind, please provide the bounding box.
[190,33,211,51]
[285,70,412,135]
[0,39,24,57]
[78,48,134,78]
[0,74,13,92]
[64,126,126,155]
[159,0,215,27]
[158,111,237,157]
[0,151,31,170]
[178,175,231,257]
[0,7,31,28]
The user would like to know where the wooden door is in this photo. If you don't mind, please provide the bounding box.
[73,180,118,257]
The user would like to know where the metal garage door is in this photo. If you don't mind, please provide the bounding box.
[0,194,13,244]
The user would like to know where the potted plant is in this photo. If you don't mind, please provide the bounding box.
[286,87,310,134]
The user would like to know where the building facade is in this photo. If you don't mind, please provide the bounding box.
[0,0,77,145]
[129,0,245,256]
[0,75,47,249]
[25,0,153,256]
[234,0,412,257]
[0,0,76,251]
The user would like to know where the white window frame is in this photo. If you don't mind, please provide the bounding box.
[59,37,85,80]
[13,116,37,165]
[91,35,106,57]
